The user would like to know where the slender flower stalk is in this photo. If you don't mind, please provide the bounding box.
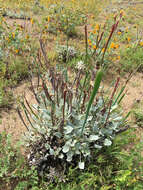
[104,77,120,127]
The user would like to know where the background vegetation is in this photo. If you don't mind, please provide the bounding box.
[0,0,143,189]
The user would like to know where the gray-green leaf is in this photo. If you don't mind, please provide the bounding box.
[65,125,73,134]
[62,144,70,153]
[79,162,85,169]
[89,135,100,141]
[104,139,112,146]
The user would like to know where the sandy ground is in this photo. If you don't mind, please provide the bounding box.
[0,79,38,142]
[1,0,143,143]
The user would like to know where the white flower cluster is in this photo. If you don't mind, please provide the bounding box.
[56,45,77,62]
[76,60,85,70]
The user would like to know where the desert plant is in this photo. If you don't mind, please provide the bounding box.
[17,15,130,180]
[18,63,130,181]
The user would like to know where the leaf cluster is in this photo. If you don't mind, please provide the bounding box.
[19,66,129,177]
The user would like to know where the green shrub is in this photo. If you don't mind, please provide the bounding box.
[120,46,143,72]
[0,80,13,109]
[46,3,86,38]
[0,132,39,189]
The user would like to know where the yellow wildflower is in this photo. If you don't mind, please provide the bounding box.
[125,27,128,32]
[126,44,130,48]
[116,55,120,60]
[2,17,6,22]
[88,39,92,45]
[95,24,99,31]
[30,18,34,25]
[6,37,10,42]
[26,35,29,39]
[108,48,111,53]
[120,10,125,16]
[139,41,143,47]
[112,57,116,62]
[91,15,94,19]
[114,37,118,42]
[117,31,121,35]
[12,32,15,38]
[47,16,50,22]
[106,16,109,20]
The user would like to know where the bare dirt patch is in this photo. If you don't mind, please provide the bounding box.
[0,79,37,143]
[121,73,143,112]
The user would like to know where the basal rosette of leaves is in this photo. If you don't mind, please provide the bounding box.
[19,67,129,179]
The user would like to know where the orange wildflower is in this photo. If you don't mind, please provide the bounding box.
[115,44,119,49]
[47,16,50,22]
[93,45,97,49]
[110,42,115,49]
[93,30,96,34]
[110,42,119,49]
[15,49,19,54]
[102,48,105,53]
[127,37,131,42]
